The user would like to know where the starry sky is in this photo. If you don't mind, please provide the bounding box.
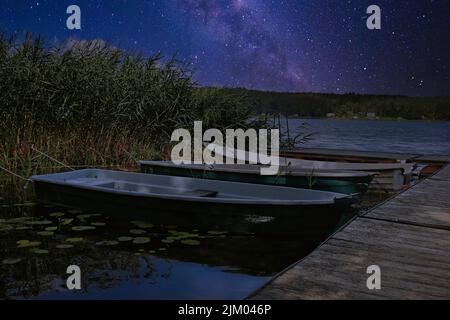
[0,1,449,96]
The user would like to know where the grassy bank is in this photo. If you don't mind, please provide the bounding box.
[0,33,255,181]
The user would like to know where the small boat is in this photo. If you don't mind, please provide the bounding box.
[31,169,358,236]
[139,161,376,195]
[204,144,416,192]
[279,158,414,192]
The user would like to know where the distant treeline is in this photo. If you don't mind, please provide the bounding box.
[213,88,450,121]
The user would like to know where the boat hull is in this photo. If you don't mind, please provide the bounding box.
[33,180,351,236]
[140,162,372,195]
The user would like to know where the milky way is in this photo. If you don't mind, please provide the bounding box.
[0,0,449,96]
[174,0,310,91]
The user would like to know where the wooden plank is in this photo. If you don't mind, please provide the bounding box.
[335,220,450,253]
[364,165,450,229]
[251,219,450,300]
[366,207,450,230]
[251,166,450,300]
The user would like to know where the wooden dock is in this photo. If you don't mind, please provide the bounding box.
[250,164,450,300]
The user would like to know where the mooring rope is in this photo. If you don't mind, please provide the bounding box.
[0,165,32,182]
[31,145,75,171]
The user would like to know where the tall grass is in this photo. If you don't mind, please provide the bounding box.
[0,32,255,178]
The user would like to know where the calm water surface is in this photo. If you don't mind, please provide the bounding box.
[289,119,450,154]
[0,199,337,299]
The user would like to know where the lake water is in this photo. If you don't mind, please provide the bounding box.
[2,119,447,299]
[287,119,450,155]
[0,198,341,300]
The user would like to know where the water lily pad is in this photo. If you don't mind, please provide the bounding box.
[72,226,96,231]
[131,221,154,229]
[0,224,13,232]
[14,202,35,207]
[180,239,201,246]
[31,249,49,254]
[161,239,174,244]
[76,213,102,221]
[37,231,54,237]
[27,220,53,226]
[14,226,31,231]
[45,226,58,231]
[56,244,74,249]
[207,230,228,235]
[129,229,146,235]
[117,236,133,242]
[49,212,65,217]
[76,214,92,221]
[96,240,119,246]
[17,240,41,248]
[2,258,22,265]
[149,250,156,253]
[167,231,198,239]
[6,217,33,224]
[68,209,82,214]
[91,222,106,227]
[132,237,151,244]
[158,248,167,251]
[65,237,84,243]
[61,218,74,225]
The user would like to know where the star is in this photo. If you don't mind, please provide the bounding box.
[0,0,447,96]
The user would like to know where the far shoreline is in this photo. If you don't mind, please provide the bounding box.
[278,116,450,122]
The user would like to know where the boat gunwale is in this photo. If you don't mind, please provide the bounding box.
[203,144,415,173]
[139,161,379,178]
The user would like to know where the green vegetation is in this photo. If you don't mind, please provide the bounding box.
[0,32,255,178]
[218,88,450,121]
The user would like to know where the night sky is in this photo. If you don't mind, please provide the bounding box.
[0,1,449,96]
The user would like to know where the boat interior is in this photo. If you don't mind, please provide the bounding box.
[32,169,348,203]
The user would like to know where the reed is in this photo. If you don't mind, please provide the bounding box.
[0,32,256,183]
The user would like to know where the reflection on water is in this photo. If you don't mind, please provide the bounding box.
[0,198,337,299]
